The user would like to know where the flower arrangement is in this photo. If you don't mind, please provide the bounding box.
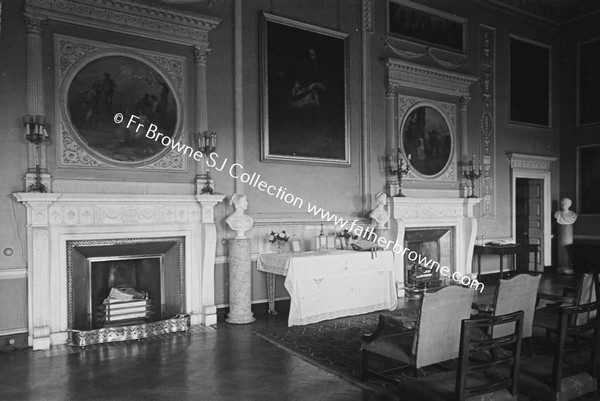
[337,229,358,249]
[269,230,289,244]
[336,229,358,241]
[269,230,289,253]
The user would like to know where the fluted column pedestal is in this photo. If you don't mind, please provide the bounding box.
[226,238,255,324]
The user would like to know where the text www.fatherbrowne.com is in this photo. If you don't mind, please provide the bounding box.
[115,113,484,293]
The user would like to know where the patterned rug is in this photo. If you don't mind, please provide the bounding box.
[252,308,421,395]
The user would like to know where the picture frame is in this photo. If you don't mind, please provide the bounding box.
[55,35,187,171]
[401,104,453,177]
[577,37,600,127]
[577,144,600,215]
[260,13,350,166]
[291,239,302,253]
[65,54,180,165]
[387,0,466,54]
[509,35,551,128]
[326,236,336,249]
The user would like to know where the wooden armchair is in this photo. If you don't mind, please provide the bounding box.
[519,301,600,400]
[534,273,598,333]
[395,311,524,401]
[361,286,474,383]
[472,274,540,350]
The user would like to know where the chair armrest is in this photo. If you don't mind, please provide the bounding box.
[539,292,574,304]
[362,314,415,343]
[471,302,495,313]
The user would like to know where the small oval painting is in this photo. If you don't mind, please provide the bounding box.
[67,56,178,163]
[401,106,452,176]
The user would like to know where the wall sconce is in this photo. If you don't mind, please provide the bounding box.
[458,153,482,198]
[195,130,217,194]
[387,148,411,197]
[23,114,49,193]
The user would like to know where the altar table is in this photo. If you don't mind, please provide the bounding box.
[257,250,397,326]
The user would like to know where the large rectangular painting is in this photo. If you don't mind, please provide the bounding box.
[260,13,349,165]
[387,0,466,54]
[578,145,600,215]
[578,38,600,126]
[509,36,551,127]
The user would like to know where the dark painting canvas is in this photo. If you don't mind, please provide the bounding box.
[67,56,178,163]
[509,37,550,127]
[261,14,348,165]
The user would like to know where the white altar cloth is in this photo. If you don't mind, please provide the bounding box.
[257,250,397,326]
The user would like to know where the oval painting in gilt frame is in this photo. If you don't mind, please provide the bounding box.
[66,55,179,165]
[401,105,452,177]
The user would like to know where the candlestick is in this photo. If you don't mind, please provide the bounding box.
[388,149,410,197]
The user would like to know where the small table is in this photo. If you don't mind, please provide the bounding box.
[474,243,539,277]
[257,250,397,326]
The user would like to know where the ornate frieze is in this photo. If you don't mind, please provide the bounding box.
[480,25,496,218]
[507,155,556,171]
[25,0,221,47]
[385,58,477,97]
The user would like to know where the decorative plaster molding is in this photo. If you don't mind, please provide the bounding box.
[23,13,47,35]
[362,0,373,32]
[24,0,221,47]
[52,179,195,195]
[480,25,496,219]
[0,269,28,280]
[55,35,187,171]
[385,58,477,97]
[398,96,457,183]
[390,198,480,220]
[383,37,468,71]
[506,153,557,171]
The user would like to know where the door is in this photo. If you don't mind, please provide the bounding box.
[515,178,544,271]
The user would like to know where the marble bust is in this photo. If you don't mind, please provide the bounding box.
[225,193,254,239]
[554,198,578,225]
[369,192,389,229]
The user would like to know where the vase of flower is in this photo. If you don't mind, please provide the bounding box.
[337,229,358,250]
[269,230,289,254]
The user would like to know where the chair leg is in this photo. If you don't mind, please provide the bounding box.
[361,350,368,381]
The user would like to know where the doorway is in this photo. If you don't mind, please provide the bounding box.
[515,178,544,271]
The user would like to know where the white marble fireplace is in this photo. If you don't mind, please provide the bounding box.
[389,197,481,295]
[14,191,223,350]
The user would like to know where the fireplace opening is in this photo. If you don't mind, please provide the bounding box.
[89,257,161,330]
[404,227,454,293]
[67,237,187,346]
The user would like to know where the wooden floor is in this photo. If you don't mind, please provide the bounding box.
[0,273,579,401]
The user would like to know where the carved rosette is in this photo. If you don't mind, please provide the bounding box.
[480,25,496,218]
[398,96,457,182]
[55,35,187,171]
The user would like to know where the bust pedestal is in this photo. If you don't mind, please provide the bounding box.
[556,224,574,275]
[226,238,255,324]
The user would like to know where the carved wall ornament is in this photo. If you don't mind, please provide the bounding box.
[383,37,468,71]
[23,13,47,35]
[25,0,221,47]
[480,25,496,218]
[397,96,457,182]
[385,58,477,97]
[55,35,188,171]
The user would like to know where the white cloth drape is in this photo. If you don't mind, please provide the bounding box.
[258,250,397,326]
